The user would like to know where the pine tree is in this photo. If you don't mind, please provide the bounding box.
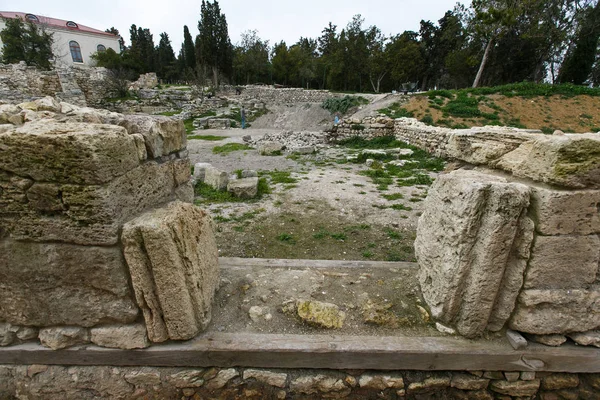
[197,0,232,86]
[0,17,53,69]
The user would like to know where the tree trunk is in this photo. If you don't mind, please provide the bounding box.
[473,37,494,88]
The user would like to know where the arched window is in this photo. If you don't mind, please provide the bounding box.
[69,41,83,63]
[97,44,106,53]
[66,21,78,28]
[25,14,38,22]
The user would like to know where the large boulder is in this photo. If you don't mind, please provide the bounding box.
[121,201,219,342]
[227,177,258,199]
[415,169,533,337]
[118,114,186,158]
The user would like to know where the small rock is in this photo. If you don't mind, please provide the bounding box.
[258,141,284,155]
[568,331,600,347]
[506,329,528,350]
[243,369,287,388]
[296,300,346,329]
[205,368,239,390]
[90,324,150,349]
[124,370,162,386]
[204,166,229,190]
[435,322,456,335]
[505,372,520,382]
[553,130,565,136]
[359,373,404,390]
[542,374,579,390]
[365,159,375,167]
[242,135,252,142]
[408,377,451,393]
[182,388,196,397]
[529,334,567,347]
[521,372,536,381]
[38,326,90,350]
[450,374,489,390]
[16,326,39,341]
[241,169,258,178]
[490,380,541,397]
[167,370,205,388]
[483,371,505,380]
[0,323,18,346]
[248,306,267,323]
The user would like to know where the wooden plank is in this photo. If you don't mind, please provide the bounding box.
[1,333,598,372]
[219,257,418,270]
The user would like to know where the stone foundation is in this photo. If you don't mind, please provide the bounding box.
[1,365,598,399]
[0,97,219,350]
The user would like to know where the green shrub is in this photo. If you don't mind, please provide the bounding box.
[351,124,366,131]
[321,95,369,114]
[212,143,253,154]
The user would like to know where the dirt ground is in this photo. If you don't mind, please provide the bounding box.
[404,94,600,133]
[187,127,432,262]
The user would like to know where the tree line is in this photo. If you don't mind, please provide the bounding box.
[2,0,599,91]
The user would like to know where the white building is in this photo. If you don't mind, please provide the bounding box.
[0,11,121,67]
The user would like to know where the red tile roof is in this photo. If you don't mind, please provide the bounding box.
[0,11,118,38]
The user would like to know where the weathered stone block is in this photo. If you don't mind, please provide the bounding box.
[38,327,90,350]
[509,288,600,334]
[118,114,186,158]
[204,166,229,191]
[531,186,600,235]
[227,177,258,199]
[0,240,139,327]
[0,121,140,184]
[258,141,283,155]
[524,235,600,289]
[416,170,533,337]
[1,160,191,245]
[122,201,219,342]
[490,380,540,397]
[445,130,530,165]
[90,324,150,349]
[193,162,212,182]
[494,133,600,189]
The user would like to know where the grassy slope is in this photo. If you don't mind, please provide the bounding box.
[380,83,600,134]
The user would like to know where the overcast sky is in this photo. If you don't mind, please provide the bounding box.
[2,0,462,51]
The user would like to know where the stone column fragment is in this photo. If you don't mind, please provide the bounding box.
[122,201,219,342]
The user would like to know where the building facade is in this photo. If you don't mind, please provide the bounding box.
[0,11,121,67]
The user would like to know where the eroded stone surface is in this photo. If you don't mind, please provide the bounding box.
[38,327,90,350]
[510,288,600,334]
[90,324,150,349]
[524,235,600,290]
[416,169,533,337]
[122,201,219,342]
[0,121,140,184]
[0,240,138,327]
[227,177,258,199]
[118,114,186,158]
[296,300,346,329]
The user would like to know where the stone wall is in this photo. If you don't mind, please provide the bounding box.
[0,97,219,350]
[399,117,600,342]
[1,365,598,399]
[0,63,113,107]
[222,85,338,104]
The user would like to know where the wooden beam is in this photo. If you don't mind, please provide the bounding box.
[1,333,598,372]
[219,257,418,270]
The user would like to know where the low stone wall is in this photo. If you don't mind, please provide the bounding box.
[0,63,62,104]
[222,85,338,104]
[332,115,395,140]
[0,97,219,350]
[395,118,600,342]
[1,365,597,399]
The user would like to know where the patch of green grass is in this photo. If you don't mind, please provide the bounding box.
[382,193,404,201]
[184,118,195,135]
[385,229,403,240]
[351,124,366,131]
[362,251,373,258]
[277,233,295,243]
[263,170,298,184]
[194,178,270,204]
[212,143,253,155]
[390,203,413,211]
[344,224,371,232]
[158,110,182,116]
[321,95,369,114]
[420,114,434,125]
[188,135,227,141]
[378,102,415,119]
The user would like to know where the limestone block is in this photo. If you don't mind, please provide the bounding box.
[0,323,17,346]
[204,166,229,191]
[415,169,533,337]
[0,121,140,184]
[34,96,61,112]
[90,324,150,349]
[243,369,287,388]
[568,331,600,347]
[445,130,530,165]
[122,201,219,342]
[131,134,148,161]
[227,177,258,199]
[193,162,212,182]
[2,160,189,245]
[529,334,567,347]
[494,134,600,189]
[118,114,186,158]
[258,141,283,155]
[509,288,600,334]
[38,327,90,350]
[530,186,600,235]
[0,240,139,327]
[524,235,600,289]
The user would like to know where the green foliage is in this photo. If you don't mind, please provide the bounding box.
[262,170,298,184]
[442,92,481,118]
[277,233,295,243]
[420,114,434,125]
[0,17,54,69]
[197,0,233,86]
[194,177,270,204]
[378,102,415,119]
[321,95,369,114]
[212,143,253,154]
[351,124,366,131]
[187,135,227,141]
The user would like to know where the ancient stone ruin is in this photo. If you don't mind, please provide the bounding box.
[0,97,219,350]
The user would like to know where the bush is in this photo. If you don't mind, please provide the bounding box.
[321,95,369,114]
